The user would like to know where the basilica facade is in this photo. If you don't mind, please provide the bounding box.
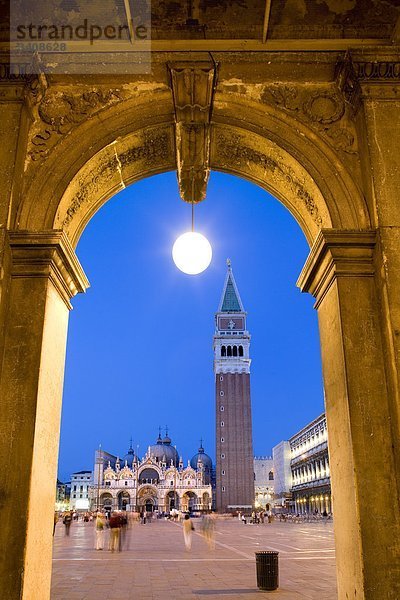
[90,432,213,514]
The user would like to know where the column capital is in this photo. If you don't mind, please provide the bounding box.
[8,230,89,309]
[297,229,376,308]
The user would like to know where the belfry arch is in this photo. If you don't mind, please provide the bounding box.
[0,45,399,600]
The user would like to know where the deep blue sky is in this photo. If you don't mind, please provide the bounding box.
[58,171,324,481]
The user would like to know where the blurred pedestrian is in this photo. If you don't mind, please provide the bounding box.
[120,513,128,550]
[109,512,122,552]
[202,513,216,550]
[95,512,105,550]
[63,511,72,536]
[183,514,194,551]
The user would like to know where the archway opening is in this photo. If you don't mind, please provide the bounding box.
[52,169,335,596]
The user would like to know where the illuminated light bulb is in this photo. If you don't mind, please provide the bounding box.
[172,231,212,275]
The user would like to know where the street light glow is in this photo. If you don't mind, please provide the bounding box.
[172,231,212,275]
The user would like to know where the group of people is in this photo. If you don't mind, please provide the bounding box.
[55,508,218,553]
[239,510,272,525]
[95,510,162,551]
[54,510,98,536]
[95,511,127,552]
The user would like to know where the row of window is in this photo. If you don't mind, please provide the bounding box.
[221,345,244,357]
[219,331,244,335]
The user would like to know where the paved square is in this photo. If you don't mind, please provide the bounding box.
[52,518,337,599]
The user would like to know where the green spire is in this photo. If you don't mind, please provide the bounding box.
[221,275,242,312]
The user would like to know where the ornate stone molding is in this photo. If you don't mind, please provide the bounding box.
[260,83,358,156]
[58,127,173,234]
[351,60,400,99]
[169,60,217,202]
[8,230,89,309]
[0,55,48,104]
[297,229,376,309]
[215,130,324,228]
[28,87,126,161]
[356,62,400,81]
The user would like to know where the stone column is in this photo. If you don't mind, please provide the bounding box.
[0,231,88,600]
[362,86,400,490]
[298,229,400,600]
[0,90,32,363]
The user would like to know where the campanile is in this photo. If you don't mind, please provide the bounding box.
[214,260,254,513]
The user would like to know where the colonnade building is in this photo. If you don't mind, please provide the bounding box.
[290,413,331,514]
[90,433,213,514]
[273,413,331,514]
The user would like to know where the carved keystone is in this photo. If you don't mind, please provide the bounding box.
[168,60,217,203]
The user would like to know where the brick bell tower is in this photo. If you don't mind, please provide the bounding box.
[214,260,254,513]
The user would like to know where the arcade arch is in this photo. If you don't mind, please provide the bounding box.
[117,491,131,511]
[137,485,158,513]
[181,491,198,513]
[100,493,113,512]
[0,82,398,600]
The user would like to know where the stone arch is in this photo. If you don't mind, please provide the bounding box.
[138,467,160,485]
[166,490,179,511]
[181,491,198,513]
[100,493,113,512]
[117,491,131,511]
[137,485,158,512]
[15,90,371,248]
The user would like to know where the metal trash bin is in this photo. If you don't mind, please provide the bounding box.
[255,551,279,591]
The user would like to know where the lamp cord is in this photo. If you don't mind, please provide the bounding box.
[191,201,194,232]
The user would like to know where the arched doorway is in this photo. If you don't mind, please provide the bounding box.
[145,500,154,513]
[166,491,179,512]
[118,491,130,511]
[182,492,197,514]
[137,485,158,514]
[100,493,113,513]
[0,76,398,600]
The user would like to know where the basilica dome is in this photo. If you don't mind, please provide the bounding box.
[190,443,212,472]
[122,440,137,468]
[148,432,179,466]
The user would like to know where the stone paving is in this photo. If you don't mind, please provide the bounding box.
[51,518,337,600]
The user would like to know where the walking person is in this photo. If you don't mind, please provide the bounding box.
[202,514,216,550]
[63,511,72,536]
[95,512,105,550]
[183,514,194,551]
[108,512,122,552]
